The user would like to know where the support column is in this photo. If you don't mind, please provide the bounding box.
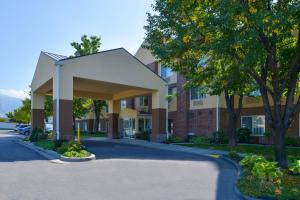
[151,89,167,142]
[53,64,74,140]
[31,92,45,130]
[108,100,120,139]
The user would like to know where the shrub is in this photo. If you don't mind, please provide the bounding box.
[164,135,185,144]
[228,151,240,160]
[53,139,67,150]
[237,128,251,143]
[63,150,90,157]
[135,131,150,141]
[239,154,267,171]
[285,137,299,147]
[29,128,47,142]
[190,136,210,144]
[264,131,273,138]
[209,130,228,144]
[57,141,86,154]
[289,160,300,175]
[252,161,282,183]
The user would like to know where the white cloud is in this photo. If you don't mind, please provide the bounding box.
[0,89,30,99]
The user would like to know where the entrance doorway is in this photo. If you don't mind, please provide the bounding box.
[121,118,135,138]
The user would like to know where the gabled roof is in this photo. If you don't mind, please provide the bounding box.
[42,52,68,61]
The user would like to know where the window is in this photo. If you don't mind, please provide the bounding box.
[139,96,148,107]
[241,115,265,136]
[190,87,206,100]
[160,65,173,79]
[121,100,127,110]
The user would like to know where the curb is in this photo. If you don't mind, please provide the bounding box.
[15,140,67,164]
[60,154,96,162]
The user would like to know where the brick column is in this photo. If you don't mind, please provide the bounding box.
[53,99,74,140]
[31,93,45,130]
[108,100,120,139]
[151,89,168,142]
[151,108,167,141]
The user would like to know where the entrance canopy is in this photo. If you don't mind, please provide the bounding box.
[31,48,167,141]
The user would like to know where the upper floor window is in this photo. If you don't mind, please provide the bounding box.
[121,100,127,110]
[139,96,148,107]
[190,87,206,100]
[160,65,173,79]
[241,115,265,136]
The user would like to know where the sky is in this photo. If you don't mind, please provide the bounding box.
[0,0,154,99]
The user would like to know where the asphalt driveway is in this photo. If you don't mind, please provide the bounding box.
[0,130,239,200]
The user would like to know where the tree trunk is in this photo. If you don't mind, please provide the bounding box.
[227,114,238,146]
[273,127,288,168]
[224,90,243,147]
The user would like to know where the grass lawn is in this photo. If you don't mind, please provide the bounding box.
[34,140,55,150]
[80,132,107,138]
[180,143,300,159]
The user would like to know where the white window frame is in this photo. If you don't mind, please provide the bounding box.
[190,87,206,100]
[241,115,265,136]
[139,96,148,107]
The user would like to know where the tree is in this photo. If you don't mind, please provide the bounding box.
[6,98,31,123]
[71,35,107,132]
[145,0,300,168]
[144,0,255,146]
[73,98,91,130]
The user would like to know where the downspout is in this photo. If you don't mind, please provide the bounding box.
[216,95,220,131]
[55,61,63,140]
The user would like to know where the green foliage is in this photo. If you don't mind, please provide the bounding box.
[6,98,31,123]
[264,131,273,138]
[53,139,68,151]
[63,150,90,158]
[285,137,299,147]
[228,151,240,160]
[237,128,251,143]
[73,98,91,119]
[190,136,210,145]
[34,140,55,150]
[209,131,228,144]
[0,118,6,122]
[144,0,300,168]
[289,160,300,174]
[240,154,267,171]
[29,128,47,142]
[58,141,91,158]
[71,35,101,56]
[135,131,150,141]
[57,141,86,154]
[252,161,282,183]
[164,135,185,144]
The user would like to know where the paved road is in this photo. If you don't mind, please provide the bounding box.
[0,130,238,200]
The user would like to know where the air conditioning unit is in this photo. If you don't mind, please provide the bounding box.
[193,100,203,106]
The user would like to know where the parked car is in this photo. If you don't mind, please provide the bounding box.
[14,124,21,131]
[18,125,32,135]
[15,124,29,132]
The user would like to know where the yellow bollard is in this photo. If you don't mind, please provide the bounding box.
[77,127,80,143]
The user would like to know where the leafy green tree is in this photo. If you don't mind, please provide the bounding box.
[71,35,107,132]
[144,0,255,146]
[145,0,300,168]
[72,98,91,130]
[6,98,31,123]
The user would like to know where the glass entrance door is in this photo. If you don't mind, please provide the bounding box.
[122,118,135,138]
